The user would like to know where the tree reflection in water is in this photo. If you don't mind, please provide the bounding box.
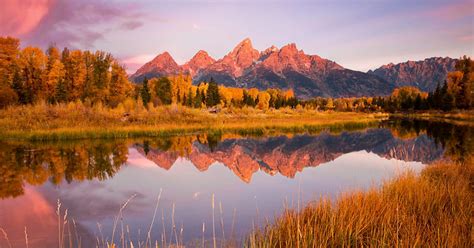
[0,118,471,199]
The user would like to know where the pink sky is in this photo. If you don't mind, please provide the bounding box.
[1,0,473,73]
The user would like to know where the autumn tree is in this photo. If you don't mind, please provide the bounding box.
[0,37,20,107]
[17,46,47,103]
[61,49,87,102]
[256,91,270,110]
[109,62,132,107]
[170,74,192,103]
[0,37,20,86]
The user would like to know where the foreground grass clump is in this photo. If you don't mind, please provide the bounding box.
[0,102,386,140]
[248,159,473,247]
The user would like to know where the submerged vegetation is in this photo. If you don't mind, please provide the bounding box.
[248,157,473,247]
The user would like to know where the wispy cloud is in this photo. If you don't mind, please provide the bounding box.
[2,0,146,49]
[0,0,55,36]
[121,20,144,30]
[422,0,474,20]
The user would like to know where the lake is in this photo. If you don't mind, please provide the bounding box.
[0,118,471,247]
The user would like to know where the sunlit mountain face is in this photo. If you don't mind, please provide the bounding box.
[0,118,471,247]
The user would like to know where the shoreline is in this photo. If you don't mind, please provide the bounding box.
[1,103,473,141]
[0,104,387,141]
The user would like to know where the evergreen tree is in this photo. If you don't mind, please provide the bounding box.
[206,78,220,107]
[141,78,151,106]
[200,89,206,104]
[433,82,442,109]
[186,88,193,107]
[454,56,472,109]
[441,81,454,111]
[413,94,423,110]
[194,88,202,108]
[155,77,172,105]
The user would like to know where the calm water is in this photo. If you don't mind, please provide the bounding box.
[0,118,471,247]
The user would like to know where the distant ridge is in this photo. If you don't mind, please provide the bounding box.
[130,38,457,98]
[368,57,457,92]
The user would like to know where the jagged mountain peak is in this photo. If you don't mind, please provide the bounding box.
[369,57,457,91]
[280,43,299,53]
[149,51,176,64]
[195,49,211,56]
[182,50,216,77]
[130,51,180,82]
[130,39,455,98]
[230,38,259,57]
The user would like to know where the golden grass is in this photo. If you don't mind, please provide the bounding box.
[0,102,387,140]
[247,158,474,247]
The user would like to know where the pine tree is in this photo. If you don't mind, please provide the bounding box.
[454,56,472,109]
[155,77,172,105]
[186,88,193,107]
[433,82,442,109]
[194,88,202,108]
[206,78,220,107]
[441,81,454,111]
[141,78,151,106]
[414,94,422,110]
[200,89,206,104]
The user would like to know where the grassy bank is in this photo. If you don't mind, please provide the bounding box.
[390,110,474,125]
[247,158,473,247]
[0,102,386,141]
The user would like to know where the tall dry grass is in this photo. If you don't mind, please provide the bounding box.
[0,102,385,140]
[247,159,473,247]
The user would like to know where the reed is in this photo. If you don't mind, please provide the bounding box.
[1,158,470,247]
[0,102,386,141]
[247,159,473,247]
[0,228,12,248]
[146,189,162,247]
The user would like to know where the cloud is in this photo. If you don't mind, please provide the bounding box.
[422,0,474,21]
[192,23,201,30]
[2,0,145,49]
[121,20,144,30]
[458,34,474,42]
[0,0,55,36]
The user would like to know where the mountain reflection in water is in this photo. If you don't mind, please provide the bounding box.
[0,118,471,247]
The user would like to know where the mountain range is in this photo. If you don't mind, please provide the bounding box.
[134,129,443,183]
[130,38,458,98]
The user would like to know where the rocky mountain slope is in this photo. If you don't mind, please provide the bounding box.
[132,52,181,81]
[130,38,394,98]
[130,39,457,97]
[368,57,457,92]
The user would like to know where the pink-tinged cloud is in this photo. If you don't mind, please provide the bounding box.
[0,0,55,36]
[459,34,474,42]
[2,0,145,49]
[423,0,474,20]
